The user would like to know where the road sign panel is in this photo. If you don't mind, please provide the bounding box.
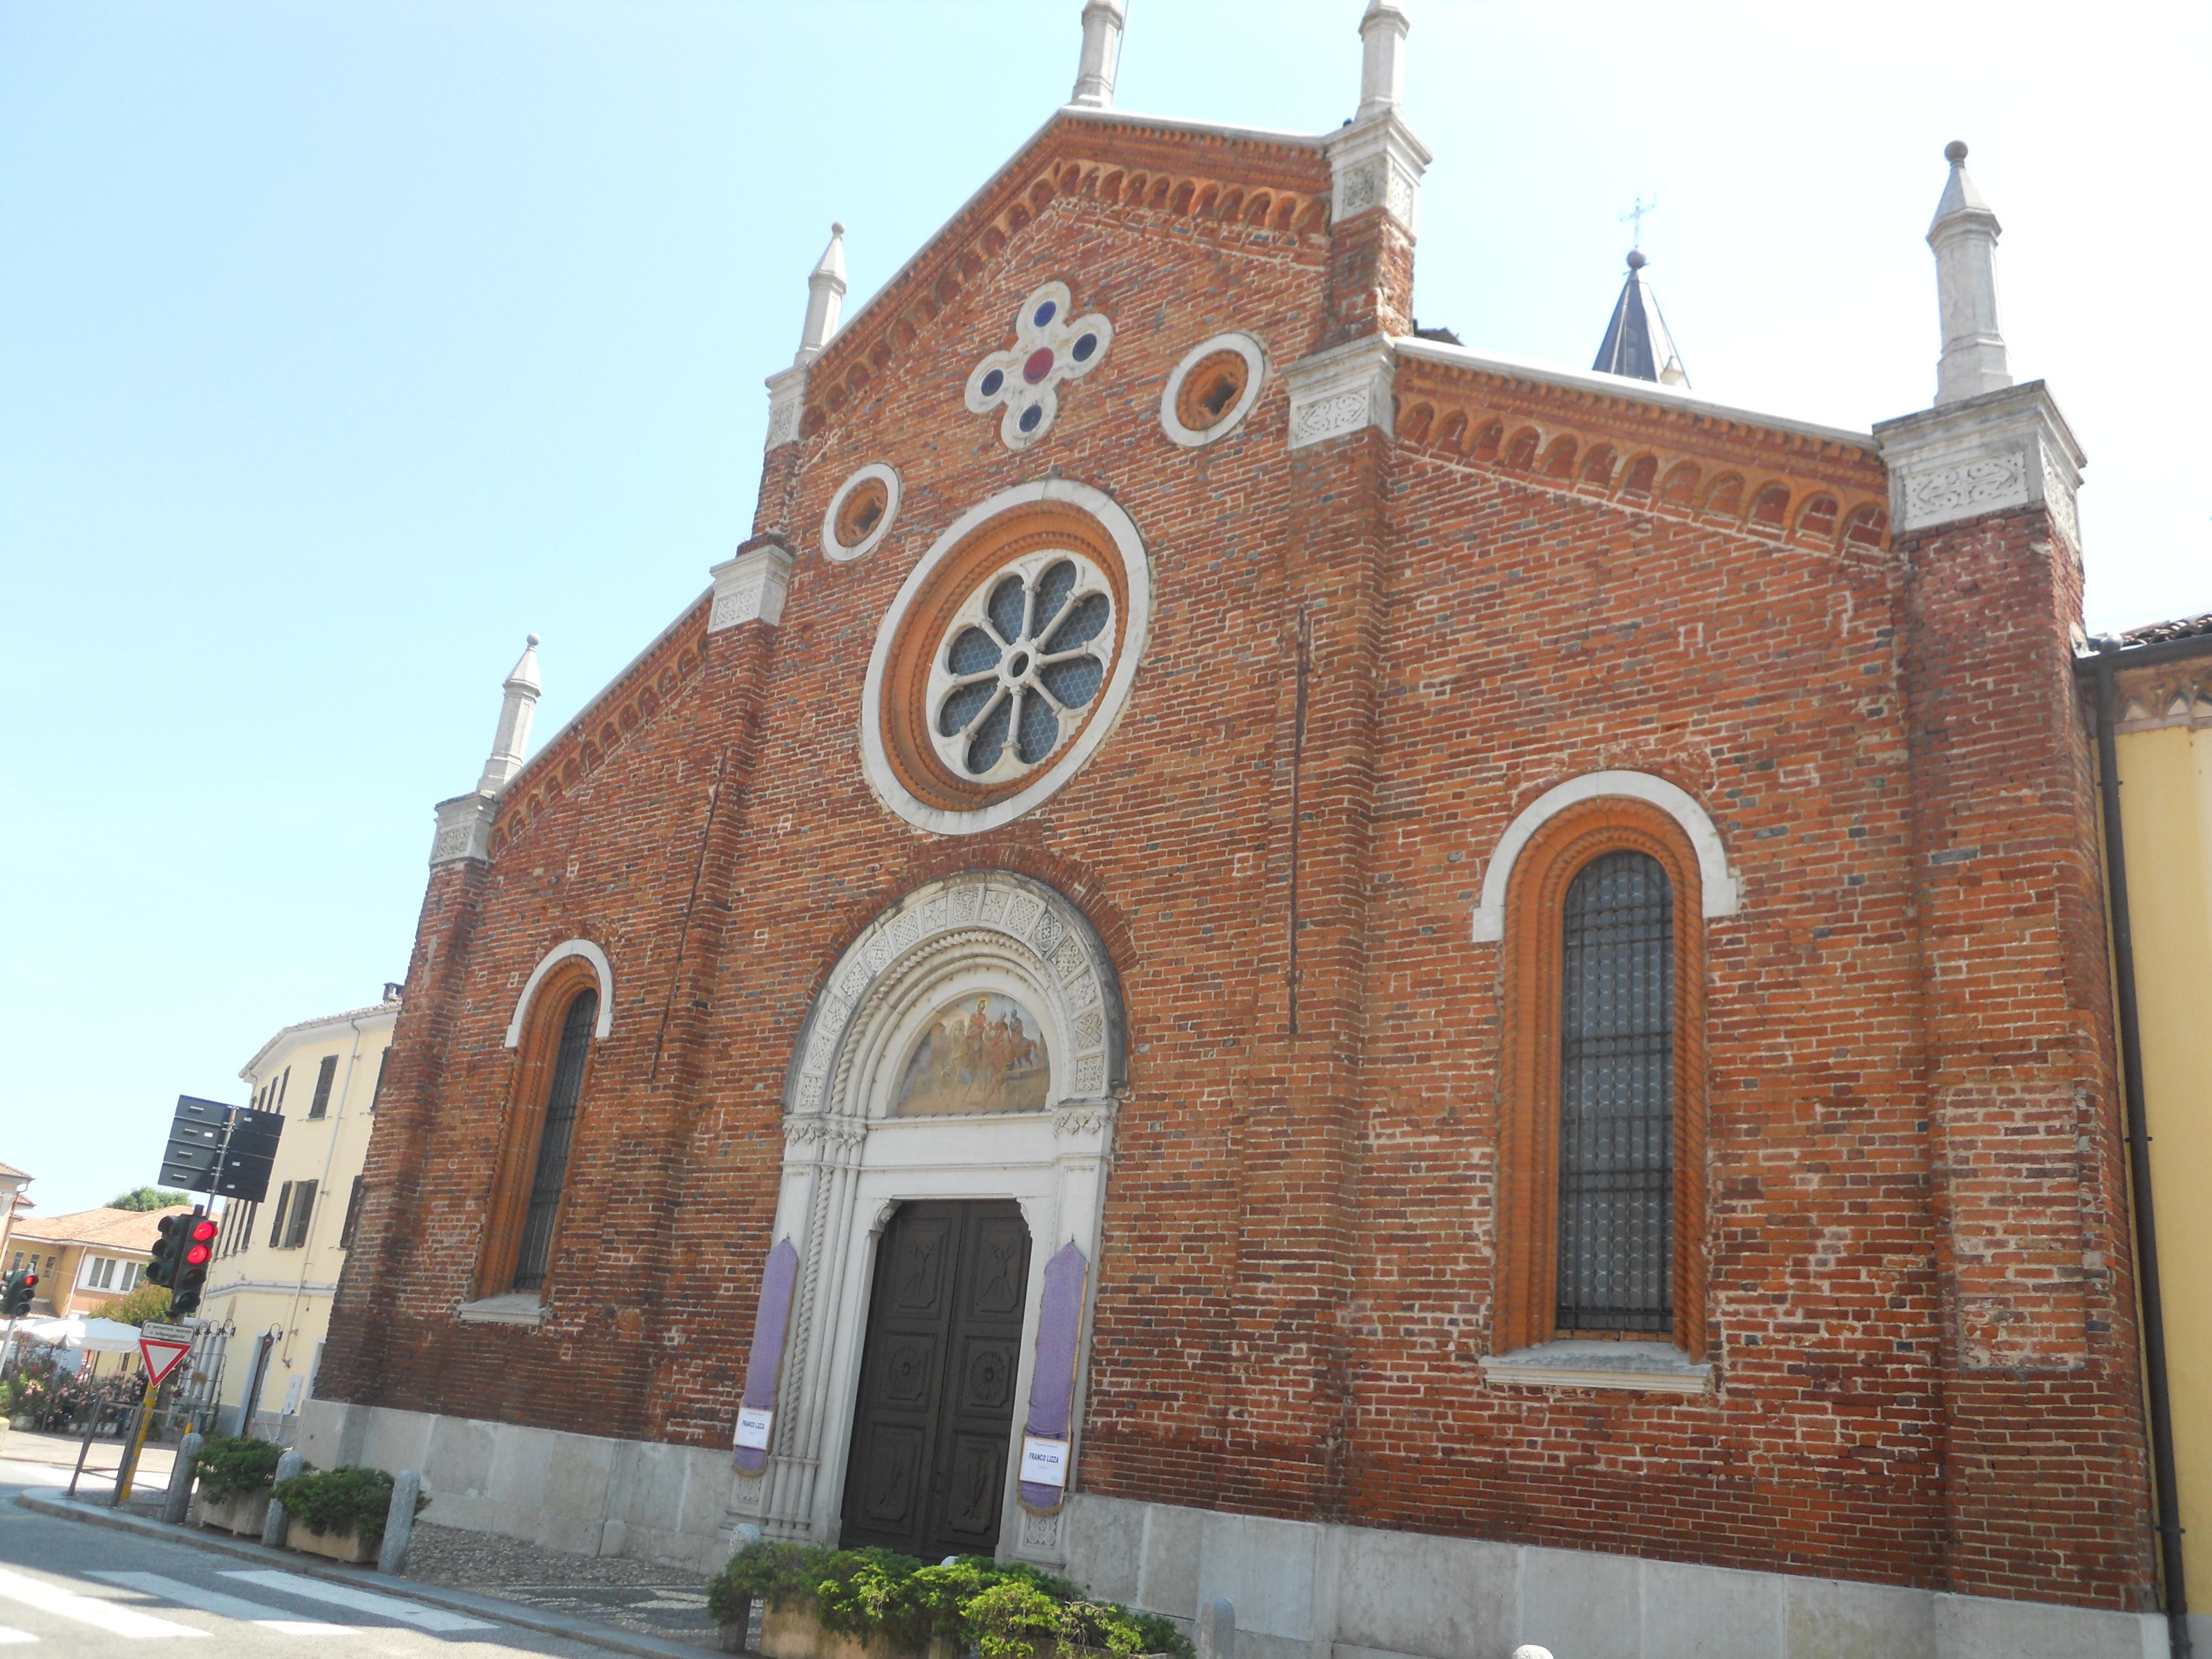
[213,1107,283,1203]
[138,1334,191,1386]
[159,1095,235,1191]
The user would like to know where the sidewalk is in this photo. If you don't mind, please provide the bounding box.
[12,1486,729,1658]
[1,1425,176,1484]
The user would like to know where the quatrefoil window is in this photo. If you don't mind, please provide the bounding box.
[927,550,1115,782]
[963,282,1113,452]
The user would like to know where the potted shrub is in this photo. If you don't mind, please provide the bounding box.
[706,1542,1190,1659]
[190,1436,284,1536]
[270,1465,427,1565]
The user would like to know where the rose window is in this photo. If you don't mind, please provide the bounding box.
[926,551,1115,784]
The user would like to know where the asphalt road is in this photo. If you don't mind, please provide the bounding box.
[0,1452,626,1657]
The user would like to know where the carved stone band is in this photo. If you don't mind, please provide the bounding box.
[1282,336,1396,453]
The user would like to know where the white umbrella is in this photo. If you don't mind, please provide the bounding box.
[14,1316,144,1355]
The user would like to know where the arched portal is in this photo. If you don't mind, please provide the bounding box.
[728,870,1126,1565]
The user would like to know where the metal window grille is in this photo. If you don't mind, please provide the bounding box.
[1554,849,1674,1334]
[513,989,597,1293]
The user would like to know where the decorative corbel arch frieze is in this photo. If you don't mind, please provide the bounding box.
[503,940,614,1047]
[1472,770,1741,942]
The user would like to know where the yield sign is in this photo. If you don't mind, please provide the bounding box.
[138,1333,191,1387]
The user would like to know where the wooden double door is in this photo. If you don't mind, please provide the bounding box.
[839,1200,1031,1560]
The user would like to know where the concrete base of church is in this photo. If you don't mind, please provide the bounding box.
[1061,1494,2168,1659]
[296,1402,2167,1657]
[296,1400,734,1572]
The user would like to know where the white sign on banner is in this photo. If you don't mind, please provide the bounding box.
[735,1407,774,1451]
[1020,1436,1070,1488]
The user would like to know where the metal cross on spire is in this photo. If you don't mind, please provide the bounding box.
[1620,194,1657,249]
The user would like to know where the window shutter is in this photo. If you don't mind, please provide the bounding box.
[307,1055,338,1119]
[339,1177,366,1248]
[371,1049,389,1110]
[285,1181,317,1249]
[277,1066,291,1110]
[267,1183,294,1248]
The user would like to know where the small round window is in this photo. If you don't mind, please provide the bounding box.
[1160,332,1265,448]
[927,551,1115,785]
[1176,353,1249,432]
[821,462,900,561]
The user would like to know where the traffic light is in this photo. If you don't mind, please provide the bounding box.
[1,1267,35,1317]
[170,1213,219,1317]
[145,1214,184,1289]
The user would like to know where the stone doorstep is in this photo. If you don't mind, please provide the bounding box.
[12,1490,716,1659]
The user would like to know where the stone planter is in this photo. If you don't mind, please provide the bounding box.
[759,1604,964,1659]
[285,1517,376,1564]
[193,1488,272,1537]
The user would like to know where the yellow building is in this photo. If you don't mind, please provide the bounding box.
[6,1204,191,1321]
[197,987,400,1439]
[2091,614,2212,1654]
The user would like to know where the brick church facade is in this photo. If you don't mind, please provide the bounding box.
[310,4,2171,1653]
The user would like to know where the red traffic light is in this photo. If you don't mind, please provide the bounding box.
[190,1219,218,1243]
[20,1272,33,1288]
[184,1244,212,1266]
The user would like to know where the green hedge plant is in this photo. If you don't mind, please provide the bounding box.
[706,1541,1191,1659]
[190,1436,284,1503]
[270,1465,427,1553]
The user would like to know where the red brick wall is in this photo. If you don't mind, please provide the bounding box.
[319,115,2153,1610]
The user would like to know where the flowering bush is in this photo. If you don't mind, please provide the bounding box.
[706,1541,1189,1659]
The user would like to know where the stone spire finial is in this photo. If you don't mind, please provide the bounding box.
[1070,0,1126,109]
[796,223,848,365]
[1357,0,1411,119]
[1928,140,2011,406]
[477,634,542,794]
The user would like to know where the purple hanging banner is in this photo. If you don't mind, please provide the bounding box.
[1018,1240,1088,1513]
[732,1238,799,1473]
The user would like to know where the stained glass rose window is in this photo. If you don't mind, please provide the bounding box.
[926,551,1115,784]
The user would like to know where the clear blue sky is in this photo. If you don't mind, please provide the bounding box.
[3,1,2204,1218]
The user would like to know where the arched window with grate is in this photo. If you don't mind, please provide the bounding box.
[1491,791,1710,1361]
[1554,851,1674,1334]
[511,988,596,1293]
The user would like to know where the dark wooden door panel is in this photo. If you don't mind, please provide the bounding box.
[840,1201,1031,1559]
[933,1430,1009,1550]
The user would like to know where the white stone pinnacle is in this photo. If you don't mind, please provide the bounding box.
[477,633,542,794]
[1358,0,1410,120]
[796,222,847,365]
[1928,139,2011,407]
[1069,0,1125,109]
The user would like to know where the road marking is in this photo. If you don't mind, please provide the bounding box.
[219,1572,495,1632]
[0,1628,35,1645]
[89,1573,357,1636]
[0,1568,206,1638]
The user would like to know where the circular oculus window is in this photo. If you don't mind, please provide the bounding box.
[862,481,1152,837]
[927,549,1115,784]
[822,462,901,561]
[1160,332,1265,447]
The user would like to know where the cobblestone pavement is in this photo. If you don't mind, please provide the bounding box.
[400,1520,723,1648]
